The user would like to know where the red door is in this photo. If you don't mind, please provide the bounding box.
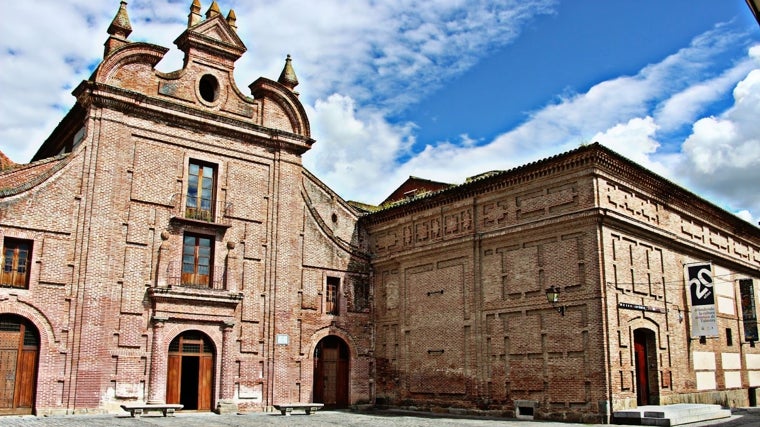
[633,329,653,406]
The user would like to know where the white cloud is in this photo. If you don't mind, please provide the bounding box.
[654,61,755,132]
[735,210,757,225]
[311,27,760,223]
[678,67,760,220]
[0,0,115,162]
[591,117,663,171]
[1,1,758,224]
[0,0,554,165]
[304,94,416,203]
[239,0,556,111]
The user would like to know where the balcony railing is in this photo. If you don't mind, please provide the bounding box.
[170,193,233,226]
[167,262,225,290]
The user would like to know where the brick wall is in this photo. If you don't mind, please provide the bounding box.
[0,4,370,415]
[365,148,760,423]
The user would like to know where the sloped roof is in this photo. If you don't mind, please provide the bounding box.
[379,176,454,206]
[0,154,69,197]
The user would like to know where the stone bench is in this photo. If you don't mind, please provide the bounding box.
[273,403,324,415]
[120,403,184,417]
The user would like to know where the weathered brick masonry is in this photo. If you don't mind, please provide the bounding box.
[363,148,760,422]
[0,0,370,416]
[1,1,759,423]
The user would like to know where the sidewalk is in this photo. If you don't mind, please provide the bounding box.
[0,408,758,426]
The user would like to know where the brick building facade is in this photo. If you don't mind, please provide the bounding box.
[1,1,759,423]
[0,0,371,416]
[363,145,760,422]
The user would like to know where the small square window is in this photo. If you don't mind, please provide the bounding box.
[2,238,32,289]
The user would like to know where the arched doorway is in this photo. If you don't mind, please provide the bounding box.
[0,314,39,415]
[313,335,349,407]
[633,328,658,406]
[166,331,214,411]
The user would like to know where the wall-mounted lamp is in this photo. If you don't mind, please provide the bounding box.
[545,285,566,316]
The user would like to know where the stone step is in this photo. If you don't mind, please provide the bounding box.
[613,403,732,426]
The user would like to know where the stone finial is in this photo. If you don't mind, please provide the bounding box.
[277,54,299,92]
[188,0,202,27]
[226,9,237,32]
[104,1,132,57]
[206,1,222,18]
[107,1,132,38]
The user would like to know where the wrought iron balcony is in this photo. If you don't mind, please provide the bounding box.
[170,193,233,227]
[167,262,226,290]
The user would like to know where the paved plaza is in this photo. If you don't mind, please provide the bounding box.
[1,409,759,427]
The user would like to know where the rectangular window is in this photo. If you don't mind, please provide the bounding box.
[181,234,213,288]
[326,277,340,315]
[186,161,216,222]
[2,238,32,289]
[740,279,758,342]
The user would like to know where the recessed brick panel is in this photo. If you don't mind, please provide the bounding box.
[130,140,181,206]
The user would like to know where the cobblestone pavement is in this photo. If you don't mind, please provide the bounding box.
[1,409,759,427]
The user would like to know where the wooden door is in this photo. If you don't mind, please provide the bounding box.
[336,358,348,407]
[166,355,181,404]
[0,344,18,410]
[0,316,38,415]
[15,349,37,408]
[198,355,213,411]
[322,348,338,405]
[166,332,214,411]
[634,331,649,406]
[313,336,349,408]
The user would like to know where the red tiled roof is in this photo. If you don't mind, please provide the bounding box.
[0,154,69,196]
[380,176,453,206]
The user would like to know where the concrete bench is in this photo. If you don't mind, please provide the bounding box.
[273,403,324,415]
[120,403,183,417]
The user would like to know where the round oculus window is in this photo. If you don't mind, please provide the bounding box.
[199,74,219,103]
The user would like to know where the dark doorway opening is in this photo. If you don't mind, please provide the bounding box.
[313,335,349,408]
[166,331,214,411]
[180,356,200,410]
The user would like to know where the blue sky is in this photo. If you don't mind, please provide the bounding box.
[1,0,759,223]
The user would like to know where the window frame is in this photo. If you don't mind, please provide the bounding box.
[740,278,758,342]
[181,233,215,288]
[2,237,33,289]
[326,276,340,315]
[185,160,217,222]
